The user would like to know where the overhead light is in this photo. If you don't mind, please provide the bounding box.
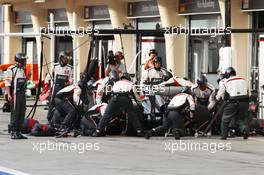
[34,0,45,3]
[2,3,12,6]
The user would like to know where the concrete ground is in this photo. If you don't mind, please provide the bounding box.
[0,100,264,175]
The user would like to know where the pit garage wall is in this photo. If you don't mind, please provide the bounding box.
[2,4,20,65]
[2,0,90,80]
[218,0,250,79]
[158,0,250,79]
[2,0,135,79]
[1,0,251,81]
[1,0,187,79]
[107,0,136,74]
[0,6,2,64]
[12,3,51,80]
[66,0,90,80]
[157,0,186,77]
[230,0,249,79]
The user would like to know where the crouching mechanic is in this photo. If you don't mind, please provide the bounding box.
[93,73,143,137]
[216,67,249,140]
[45,51,73,123]
[53,79,87,137]
[192,75,216,111]
[5,53,28,139]
[145,92,195,140]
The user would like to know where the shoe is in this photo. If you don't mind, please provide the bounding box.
[11,132,18,139]
[228,129,235,138]
[73,129,81,137]
[56,130,69,138]
[220,136,227,140]
[172,130,180,140]
[11,132,28,139]
[92,130,105,137]
[55,127,70,138]
[243,130,249,140]
[18,133,28,139]
[8,125,11,134]
[144,130,152,139]
[136,130,144,137]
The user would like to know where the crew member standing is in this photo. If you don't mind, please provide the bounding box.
[144,49,157,70]
[141,56,170,85]
[45,51,73,123]
[5,53,28,139]
[216,67,249,140]
[105,51,126,80]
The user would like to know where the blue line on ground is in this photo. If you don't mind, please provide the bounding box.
[0,171,13,175]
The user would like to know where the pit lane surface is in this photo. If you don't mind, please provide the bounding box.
[0,101,263,175]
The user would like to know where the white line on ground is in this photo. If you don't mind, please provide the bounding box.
[247,137,264,142]
[0,166,30,175]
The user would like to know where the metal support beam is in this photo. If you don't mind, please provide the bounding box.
[72,12,77,83]
[2,28,264,37]
[225,0,231,46]
[50,12,55,68]
[0,33,42,37]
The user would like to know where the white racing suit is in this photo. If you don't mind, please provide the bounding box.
[191,83,216,111]
[45,63,73,122]
[216,76,249,138]
[191,83,217,133]
[141,67,169,85]
[141,67,169,115]
[52,84,80,128]
[150,93,195,136]
[97,79,143,132]
[159,76,194,88]
[156,76,194,97]
[80,77,110,135]
[5,65,27,133]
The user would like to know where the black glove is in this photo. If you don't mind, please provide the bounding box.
[208,106,217,113]
[137,103,144,112]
